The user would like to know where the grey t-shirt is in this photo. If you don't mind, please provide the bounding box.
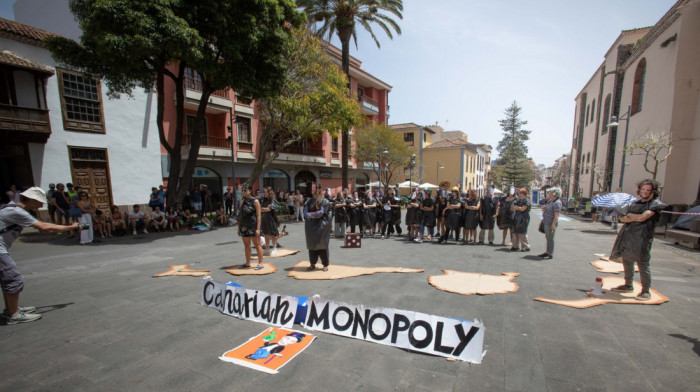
[542,198,562,226]
[0,203,38,254]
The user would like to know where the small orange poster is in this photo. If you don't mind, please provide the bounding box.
[219,327,316,374]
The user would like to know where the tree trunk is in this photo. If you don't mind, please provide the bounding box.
[339,27,353,191]
[165,63,187,208]
[176,81,212,204]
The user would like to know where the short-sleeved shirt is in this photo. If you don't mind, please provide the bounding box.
[0,203,38,254]
[190,190,201,203]
[53,191,71,210]
[128,210,146,221]
[152,210,165,222]
[542,198,562,226]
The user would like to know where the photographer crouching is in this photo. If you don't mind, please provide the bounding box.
[1,187,81,324]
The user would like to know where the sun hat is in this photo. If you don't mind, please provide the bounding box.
[20,187,48,204]
[451,186,459,192]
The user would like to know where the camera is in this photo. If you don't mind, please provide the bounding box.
[80,223,91,230]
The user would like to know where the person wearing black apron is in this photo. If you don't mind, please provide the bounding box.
[510,188,531,251]
[416,190,436,243]
[304,182,332,271]
[438,188,462,244]
[478,186,498,244]
[333,191,347,238]
[361,190,377,238]
[381,188,400,239]
[261,187,280,256]
[462,190,480,245]
[496,187,517,246]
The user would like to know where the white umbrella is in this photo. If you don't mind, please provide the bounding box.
[396,180,420,188]
[419,182,439,189]
[492,187,502,194]
[366,181,383,187]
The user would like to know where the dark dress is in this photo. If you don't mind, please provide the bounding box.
[361,197,377,227]
[479,196,497,230]
[381,196,400,226]
[261,197,279,236]
[463,198,480,230]
[445,197,462,230]
[497,196,516,230]
[436,198,447,221]
[347,198,362,227]
[512,197,531,235]
[420,197,436,228]
[239,197,258,237]
[334,198,347,224]
[304,198,332,250]
[405,194,421,226]
[610,199,667,263]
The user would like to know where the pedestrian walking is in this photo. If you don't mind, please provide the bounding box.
[539,187,562,260]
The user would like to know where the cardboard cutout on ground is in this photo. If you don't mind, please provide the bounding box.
[251,249,300,258]
[226,263,277,275]
[533,277,669,308]
[287,261,423,280]
[428,271,520,296]
[219,327,315,374]
[153,264,211,277]
[590,260,638,274]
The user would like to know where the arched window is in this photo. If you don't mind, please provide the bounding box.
[631,58,646,114]
[602,94,611,135]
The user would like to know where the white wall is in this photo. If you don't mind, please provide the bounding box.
[1,37,163,206]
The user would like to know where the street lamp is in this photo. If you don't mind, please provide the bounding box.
[408,154,416,188]
[607,104,631,190]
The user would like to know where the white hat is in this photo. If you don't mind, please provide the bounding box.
[20,187,48,204]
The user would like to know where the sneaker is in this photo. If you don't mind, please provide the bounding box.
[6,312,42,325]
[270,249,278,256]
[2,306,36,316]
[541,254,553,260]
[381,235,385,240]
[636,291,652,301]
[611,285,634,293]
[133,230,137,235]
[414,238,422,243]
[143,229,148,234]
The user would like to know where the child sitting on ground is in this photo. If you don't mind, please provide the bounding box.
[216,204,227,226]
[93,209,111,238]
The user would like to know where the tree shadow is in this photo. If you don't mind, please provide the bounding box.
[669,334,700,357]
[20,228,213,246]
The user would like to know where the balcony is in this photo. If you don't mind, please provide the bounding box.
[269,144,326,165]
[180,134,233,160]
[358,95,379,115]
[182,68,232,113]
[0,104,51,143]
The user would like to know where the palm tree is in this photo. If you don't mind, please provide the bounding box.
[298,0,403,190]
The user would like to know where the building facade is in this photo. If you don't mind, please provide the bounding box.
[1,16,163,209]
[569,0,700,204]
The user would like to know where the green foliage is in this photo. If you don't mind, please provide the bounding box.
[45,0,302,205]
[297,0,404,190]
[247,28,363,185]
[353,122,412,190]
[496,101,534,188]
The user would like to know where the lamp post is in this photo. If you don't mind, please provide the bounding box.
[408,154,416,188]
[606,104,631,190]
[382,147,389,192]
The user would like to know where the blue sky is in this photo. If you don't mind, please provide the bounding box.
[1,0,676,166]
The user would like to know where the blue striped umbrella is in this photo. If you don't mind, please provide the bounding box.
[591,192,637,207]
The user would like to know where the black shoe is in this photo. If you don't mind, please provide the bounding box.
[477,242,484,245]
[437,235,444,244]
[510,247,519,251]
[611,284,634,293]
[541,254,553,260]
[488,242,494,245]
[537,253,548,257]
[521,248,530,252]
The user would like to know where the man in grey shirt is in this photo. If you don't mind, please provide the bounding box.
[1,187,79,325]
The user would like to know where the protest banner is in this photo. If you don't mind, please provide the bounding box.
[201,278,299,328]
[303,298,485,363]
[219,327,315,374]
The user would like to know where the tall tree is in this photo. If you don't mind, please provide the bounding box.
[251,29,362,186]
[623,130,673,180]
[496,101,534,188]
[46,0,301,206]
[354,122,412,191]
[298,0,403,190]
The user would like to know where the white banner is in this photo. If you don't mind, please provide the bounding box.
[201,278,299,328]
[303,298,485,363]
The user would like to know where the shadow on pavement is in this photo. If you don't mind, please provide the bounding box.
[0,303,74,326]
[19,228,214,246]
[669,334,700,357]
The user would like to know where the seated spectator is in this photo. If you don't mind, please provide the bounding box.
[128,205,150,235]
[93,209,111,238]
[175,203,192,227]
[110,205,126,235]
[216,204,227,226]
[52,183,71,226]
[165,205,180,231]
[150,206,167,232]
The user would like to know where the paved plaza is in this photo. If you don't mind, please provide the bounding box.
[2,210,700,391]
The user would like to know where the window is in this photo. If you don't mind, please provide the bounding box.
[404,132,414,145]
[331,136,339,152]
[585,105,590,126]
[585,152,590,173]
[237,117,252,143]
[591,99,596,124]
[423,133,426,143]
[57,68,104,133]
[357,87,364,98]
[602,94,611,135]
[632,58,646,114]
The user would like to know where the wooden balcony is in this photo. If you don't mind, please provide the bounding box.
[0,104,51,143]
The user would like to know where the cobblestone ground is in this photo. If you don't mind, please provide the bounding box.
[2,210,699,391]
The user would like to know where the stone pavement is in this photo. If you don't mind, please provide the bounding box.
[2,211,700,391]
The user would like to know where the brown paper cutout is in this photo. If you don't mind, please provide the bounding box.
[251,249,301,258]
[428,271,520,296]
[590,260,639,274]
[534,276,669,308]
[153,264,211,277]
[287,261,423,280]
[226,263,278,276]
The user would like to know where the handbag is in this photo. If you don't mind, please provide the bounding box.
[538,220,545,233]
